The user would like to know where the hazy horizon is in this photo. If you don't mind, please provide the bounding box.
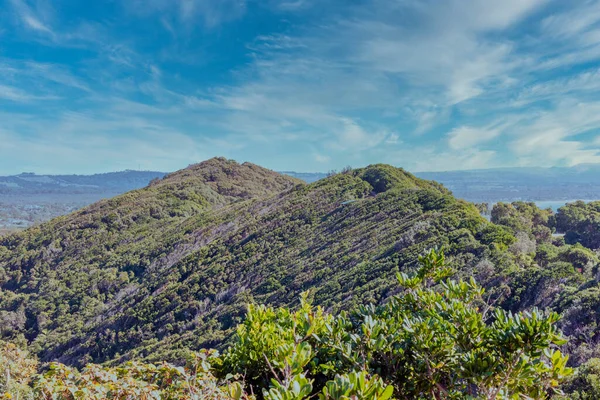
[6,158,600,177]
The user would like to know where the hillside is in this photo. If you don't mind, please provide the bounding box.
[0,159,517,367]
[3,159,600,388]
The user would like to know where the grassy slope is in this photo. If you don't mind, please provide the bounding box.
[0,160,511,366]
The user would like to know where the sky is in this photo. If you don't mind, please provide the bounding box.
[2,0,600,174]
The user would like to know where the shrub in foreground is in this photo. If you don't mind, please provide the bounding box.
[3,250,573,399]
[218,249,572,399]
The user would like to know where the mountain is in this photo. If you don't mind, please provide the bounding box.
[0,170,166,231]
[0,158,510,367]
[3,158,600,378]
[0,170,167,195]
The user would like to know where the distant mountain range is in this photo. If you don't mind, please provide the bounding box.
[0,170,166,231]
[0,170,167,196]
[2,164,600,230]
[284,164,600,203]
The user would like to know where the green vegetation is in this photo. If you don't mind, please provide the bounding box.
[0,160,509,367]
[554,201,600,249]
[560,357,600,399]
[2,160,600,397]
[491,201,554,244]
[488,201,600,371]
[0,340,37,399]
[2,250,573,399]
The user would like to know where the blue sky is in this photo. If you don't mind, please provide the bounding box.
[2,0,600,174]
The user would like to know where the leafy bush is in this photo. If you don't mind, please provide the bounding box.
[555,201,600,249]
[34,351,246,400]
[560,357,600,399]
[217,249,572,399]
[0,341,37,399]
[2,249,574,399]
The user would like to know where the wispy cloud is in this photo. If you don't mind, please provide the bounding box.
[447,126,502,150]
[0,84,47,102]
[0,108,212,174]
[126,0,248,29]
[3,0,600,174]
[509,101,600,166]
[9,0,54,35]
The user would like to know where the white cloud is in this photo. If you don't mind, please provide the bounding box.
[371,144,499,172]
[512,67,600,108]
[275,0,310,11]
[23,62,90,92]
[314,153,330,163]
[334,118,386,150]
[179,0,247,27]
[127,0,247,29]
[0,110,210,174]
[509,101,600,165]
[345,0,546,105]
[541,1,600,42]
[512,134,600,166]
[0,84,58,102]
[0,84,35,102]
[22,15,52,33]
[5,0,600,173]
[447,126,501,150]
[385,133,401,145]
[9,0,54,35]
[415,149,498,172]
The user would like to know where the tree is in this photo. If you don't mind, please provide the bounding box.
[555,201,600,249]
[560,358,600,399]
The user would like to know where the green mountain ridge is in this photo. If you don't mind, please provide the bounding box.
[1,158,599,385]
[0,158,505,366]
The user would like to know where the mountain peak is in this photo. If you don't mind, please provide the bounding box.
[155,157,303,202]
[355,164,423,194]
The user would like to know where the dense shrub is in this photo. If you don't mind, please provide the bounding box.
[555,201,600,249]
[0,341,37,399]
[1,250,573,399]
[217,249,572,399]
[560,358,600,399]
[0,162,511,367]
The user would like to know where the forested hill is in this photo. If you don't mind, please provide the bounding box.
[1,158,600,384]
[0,158,506,366]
